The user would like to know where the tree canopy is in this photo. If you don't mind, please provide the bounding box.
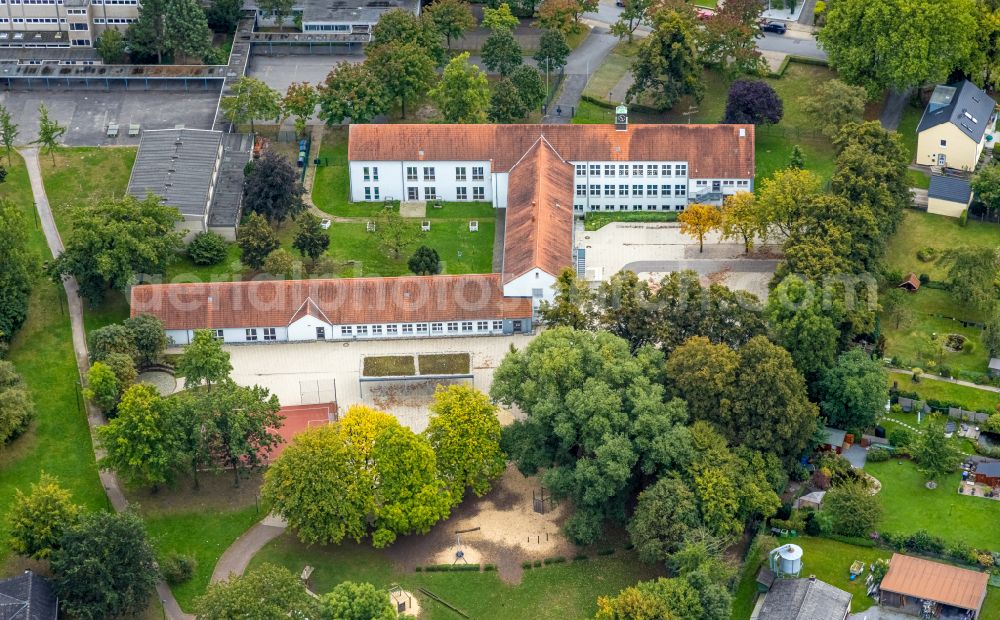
[723,80,783,125]
[319,581,395,620]
[195,563,319,619]
[0,361,34,447]
[0,199,36,342]
[627,8,704,111]
[8,473,80,560]
[429,53,491,123]
[318,62,388,125]
[243,151,306,227]
[176,329,232,391]
[819,349,888,433]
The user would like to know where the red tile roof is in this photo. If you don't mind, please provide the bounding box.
[348,123,755,179]
[880,554,988,611]
[129,274,533,330]
[502,138,575,283]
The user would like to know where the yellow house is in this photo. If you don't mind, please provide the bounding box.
[927,174,972,218]
[916,81,996,172]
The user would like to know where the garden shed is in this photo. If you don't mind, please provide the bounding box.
[898,272,921,292]
[820,427,847,454]
[972,459,1000,487]
[751,575,851,620]
[879,553,989,619]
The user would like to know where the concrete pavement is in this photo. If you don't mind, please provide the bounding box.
[210,516,288,585]
[880,88,914,131]
[544,24,619,123]
[21,147,194,620]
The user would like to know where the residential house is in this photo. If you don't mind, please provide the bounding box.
[751,575,851,620]
[916,80,996,171]
[927,174,973,218]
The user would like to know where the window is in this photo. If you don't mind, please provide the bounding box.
[618,184,629,196]
[70,22,87,30]
[246,328,258,342]
[407,187,418,200]
[619,204,627,211]
[456,187,467,200]
[676,164,687,176]
[604,204,614,211]
[473,186,485,200]
[431,322,443,333]
[589,204,599,211]
[589,164,600,176]
[477,321,488,331]
[575,164,586,176]
[604,184,615,196]
[402,324,414,334]
[372,325,383,335]
[213,329,224,341]
[363,166,372,182]
[723,180,735,186]
[632,204,642,211]
[472,166,484,181]
[647,184,658,196]
[576,184,586,197]
[357,325,368,336]
[589,184,600,196]
[416,323,428,334]
[263,328,276,341]
[675,184,686,196]
[455,166,466,181]
[661,164,672,176]
[71,39,91,46]
[647,165,658,177]
[461,321,473,332]
[647,204,657,211]
[373,187,380,200]
[696,180,708,187]
[406,166,417,181]
[364,187,371,200]
[387,324,398,335]
[940,139,947,147]
[424,186,436,199]
[618,164,629,177]
[632,184,643,196]
[604,164,615,176]
[574,204,583,211]
[423,166,435,181]
[632,164,643,176]
[492,320,503,331]
[447,321,459,332]
[316,326,325,339]
[737,180,749,187]
[342,326,353,335]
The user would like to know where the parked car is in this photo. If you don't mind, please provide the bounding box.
[761,20,787,34]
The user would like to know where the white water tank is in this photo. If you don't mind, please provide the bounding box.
[776,544,803,576]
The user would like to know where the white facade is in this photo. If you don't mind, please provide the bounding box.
[349,160,494,204]
[0,0,137,48]
[502,268,557,303]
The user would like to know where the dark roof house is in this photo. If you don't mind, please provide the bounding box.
[918,81,996,143]
[752,576,851,620]
[928,174,973,204]
[0,571,58,620]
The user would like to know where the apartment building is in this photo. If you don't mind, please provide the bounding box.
[0,0,136,51]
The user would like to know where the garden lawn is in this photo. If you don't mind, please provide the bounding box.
[889,371,1000,413]
[865,459,1000,550]
[896,102,923,164]
[583,211,678,230]
[884,211,1000,282]
[251,535,663,620]
[0,153,106,568]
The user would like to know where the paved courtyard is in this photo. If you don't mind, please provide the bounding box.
[215,334,535,432]
[247,54,360,92]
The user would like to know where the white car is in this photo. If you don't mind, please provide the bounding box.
[320,218,332,230]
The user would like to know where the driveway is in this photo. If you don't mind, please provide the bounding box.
[544,24,618,123]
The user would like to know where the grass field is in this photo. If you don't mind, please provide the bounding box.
[0,153,106,569]
[865,459,1000,550]
[885,211,1000,282]
[251,535,663,620]
[889,371,999,413]
[40,147,137,237]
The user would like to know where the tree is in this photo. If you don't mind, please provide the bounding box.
[164,0,212,61]
[537,267,594,330]
[481,2,519,32]
[186,231,229,266]
[756,167,822,237]
[370,8,445,66]
[292,212,330,265]
[176,329,232,391]
[263,247,299,278]
[97,29,126,63]
[488,78,529,122]
[237,213,280,270]
[627,476,699,563]
[984,307,1000,357]
[0,199,36,341]
[481,28,523,77]
[220,76,282,132]
[204,381,283,486]
[51,511,158,620]
[319,581,395,620]
[367,42,436,119]
[611,0,652,42]
[817,0,978,97]
[627,9,703,112]
[942,247,1000,313]
[800,79,867,138]
[538,0,579,35]
[425,0,475,48]
[425,385,506,505]
[318,62,388,125]
[408,245,441,275]
[824,480,882,537]
[597,576,708,620]
[374,206,423,259]
[429,53,491,123]
[125,0,168,63]
[8,474,79,560]
[973,164,1000,215]
[282,82,318,137]
[32,104,66,163]
[88,323,140,363]
[534,28,571,73]
[84,361,121,415]
[195,563,319,620]
[880,287,914,330]
[765,275,843,384]
[103,351,138,393]
[665,336,738,423]
[723,80,782,125]
[510,65,546,113]
[47,195,182,304]
[678,204,722,253]
[820,349,888,433]
[0,105,19,164]
[243,151,306,227]
[720,191,764,253]
[913,415,962,481]
[698,0,767,78]
[206,0,242,33]
[257,0,295,28]
[788,145,805,169]
[0,361,34,445]
[125,313,168,366]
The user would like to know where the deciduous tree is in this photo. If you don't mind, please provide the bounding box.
[983,307,1000,357]
[0,361,33,445]
[164,0,212,61]
[195,563,319,619]
[206,0,242,33]
[820,349,888,433]
[765,275,843,385]
[33,104,66,163]
[664,336,738,423]
[220,77,282,131]
[374,206,423,259]
[627,476,699,563]
[914,415,962,481]
[292,212,330,265]
[88,323,140,363]
[125,0,168,63]
[429,53,491,123]
[538,267,594,330]
[203,381,283,486]
[756,167,822,237]
[698,0,766,78]
[880,287,914,330]
[678,204,722,253]
[318,62,388,125]
[97,29,126,64]
[0,105,19,164]
[83,361,121,415]
[627,9,703,111]
[8,473,80,559]
[0,199,35,341]
[481,2,519,32]
[282,82,318,137]
[942,247,1000,313]
[176,328,232,391]
[973,164,1000,215]
[824,480,882,536]
[186,231,229,266]
[800,79,868,138]
[611,0,652,42]
[425,0,475,48]
[538,0,579,34]
[510,65,546,112]
[723,80,783,125]
[256,0,294,28]
[481,28,523,76]
[370,8,445,65]
[720,191,764,253]
[238,214,280,269]
[243,151,306,227]
[124,313,168,366]
[367,41,437,119]
[488,78,529,122]
[533,28,570,73]
[319,581,395,620]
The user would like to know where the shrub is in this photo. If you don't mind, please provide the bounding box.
[978,553,995,568]
[959,209,969,227]
[543,556,566,565]
[484,564,496,571]
[521,561,532,570]
[573,554,588,561]
[415,566,423,572]
[903,530,945,554]
[160,552,196,584]
[186,232,229,266]
[918,273,930,285]
[916,247,938,262]
[867,447,891,462]
[533,560,542,567]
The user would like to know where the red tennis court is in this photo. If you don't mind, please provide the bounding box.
[270,403,338,460]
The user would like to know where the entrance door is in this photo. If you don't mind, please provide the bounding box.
[512,320,523,333]
[712,180,721,192]
[937,154,947,166]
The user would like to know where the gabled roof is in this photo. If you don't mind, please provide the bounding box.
[917,80,996,143]
[928,175,972,204]
[823,427,847,447]
[0,571,58,620]
[129,274,533,330]
[501,138,574,284]
[288,297,331,325]
[880,553,989,611]
[127,128,223,218]
[755,577,851,620]
[899,273,920,290]
[348,123,756,179]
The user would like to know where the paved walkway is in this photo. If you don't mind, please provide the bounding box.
[544,23,618,123]
[879,88,913,131]
[210,515,288,584]
[20,147,193,620]
[889,367,1000,394]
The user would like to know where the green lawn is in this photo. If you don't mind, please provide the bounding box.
[251,535,663,620]
[888,371,999,413]
[583,211,679,230]
[896,102,923,164]
[884,211,1000,282]
[883,289,990,375]
[0,153,106,569]
[865,459,1000,550]
[311,127,351,216]
[40,146,137,237]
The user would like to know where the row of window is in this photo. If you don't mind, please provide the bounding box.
[402,186,485,201]
[0,17,66,22]
[1,0,64,4]
[574,163,688,178]
[577,184,689,198]
[91,0,139,4]
[94,17,134,23]
[218,321,508,342]
[303,24,351,32]
[404,166,484,182]
[574,204,687,212]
